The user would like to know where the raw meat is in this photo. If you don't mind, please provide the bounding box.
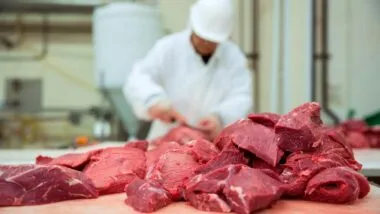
[186,192,232,212]
[186,164,283,214]
[248,112,281,128]
[214,119,283,166]
[305,167,370,204]
[366,127,380,148]
[313,129,354,158]
[145,141,182,175]
[83,147,146,194]
[252,157,283,177]
[340,119,369,133]
[35,155,53,165]
[346,132,371,148]
[185,139,219,164]
[275,102,323,152]
[335,119,380,148]
[280,149,361,197]
[146,150,199,200]
[194,144,248,174]
[125,178,172,213]
[36,152,93,170]
[0,164,98,206]
[223,166,284,214]
[146,141,181,166]
[124,140,149,151]
[153,125,209,145]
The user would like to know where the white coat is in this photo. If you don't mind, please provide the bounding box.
[123,30,253,140]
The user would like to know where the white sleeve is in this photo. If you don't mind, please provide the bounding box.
[123,39,169,121]
[211,57,253,127]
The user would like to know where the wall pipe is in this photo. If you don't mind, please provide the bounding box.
[282,0,291,113]
[252,0,260,112]
[0,14,49,61]
[311,0,317,101]
[270,0,281,113]
[313,0,340,124]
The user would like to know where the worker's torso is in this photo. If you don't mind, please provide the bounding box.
[147,31,242,139]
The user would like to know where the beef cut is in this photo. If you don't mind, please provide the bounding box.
[275,102,323,152]
[185,164,284,214]
[145,141,182,175]
[346,132,371,148]
[184,139,219,164]
[186,193,232,212]
[305,167,370,204]
[223,166,283,214]
[124,140,149,151]
[334,119,380,149]
[248,112,281,128]
[214,119,283,166]
[153,125,210,145]
[36,152,94,170]
[146,150,199,200]
[83,147,146,194]
[194,143,248,174]
[125,178,172,213]
[0,164,98,206]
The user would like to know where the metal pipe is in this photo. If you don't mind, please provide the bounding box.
[252,0,260,112]
[311,0,317,101]
[320,0,340,124]
[0,14,49,61]
[270,0,281,113]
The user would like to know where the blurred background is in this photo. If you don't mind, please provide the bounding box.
[0,0,379,149]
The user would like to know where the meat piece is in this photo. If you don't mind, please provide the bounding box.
[83,147,146,194]
[366,127,380,148]
[186,165,283,214]
[275,102,323,152]
[146,141,181,167]
[146,150,199,200]
[145,141,182,176]
[248,112,281,128]
[0,164,98,206]
[124,178,172,213]
[194,144,248,174]
[186,193,232,213]
[35,152,93,170]
[313,129,354,158]
[340,119,369,133]
[280,151,361,197]
[252,158,283,178]
[185,139,219,164]
[35,155,53,165]
[305,167,370,204]
[346,132,371,148]
[186,164,243,195]
[214,119,283,166]
[124,140,149,151]
[153,125,209,145]
[223,166,284,214]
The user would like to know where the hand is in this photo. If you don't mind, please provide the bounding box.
[148,101,187,124]
[196,114,222,139]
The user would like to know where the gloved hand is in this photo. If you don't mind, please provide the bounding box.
[196,114,222,139]
[148,101,187,124]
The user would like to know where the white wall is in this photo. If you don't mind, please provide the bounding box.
[329,0,380,119]
[1,0,379,120]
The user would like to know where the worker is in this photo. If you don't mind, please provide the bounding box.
[123,0,253,140]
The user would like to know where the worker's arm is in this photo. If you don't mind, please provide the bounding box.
[123,40,168,120]
[211,59,253,127]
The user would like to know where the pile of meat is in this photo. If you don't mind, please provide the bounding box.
[334,119,380,148]
[0,102,371,214]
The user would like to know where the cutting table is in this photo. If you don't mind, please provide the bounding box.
[353,149,380,177]
[0,185,379,214]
